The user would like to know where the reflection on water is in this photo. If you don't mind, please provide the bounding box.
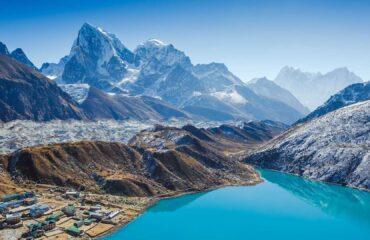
[260,170,370,227]
[105,169,370,240]
[150,191,208,212]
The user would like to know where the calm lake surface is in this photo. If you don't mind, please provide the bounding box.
[105,170,370,240]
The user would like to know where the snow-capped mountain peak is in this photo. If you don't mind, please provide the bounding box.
[38,25,309,123]
[275,66,363,110]
[135,39,191,68]
[60,23,138,89]
[277,66,322,82]
[325,67,361,82]
[141,38,168,48]
[72,23,134,63]
[247,77,309,115]
[192,62,244,88]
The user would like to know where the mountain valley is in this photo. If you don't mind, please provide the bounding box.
[0,18,369,240]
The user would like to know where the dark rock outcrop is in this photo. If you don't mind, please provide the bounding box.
[0,55,88,122]
[10,48,38,71]
[0,42,9,55]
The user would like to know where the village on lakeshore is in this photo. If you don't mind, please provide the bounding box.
[0,187,151,239]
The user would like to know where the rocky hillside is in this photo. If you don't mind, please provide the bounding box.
[0,122,288,197]
[244,101,370,190]
[80,87,189,121]
[0,55,88,122]
[297,81,370,124]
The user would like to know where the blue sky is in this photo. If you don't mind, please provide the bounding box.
[1,0,370,81]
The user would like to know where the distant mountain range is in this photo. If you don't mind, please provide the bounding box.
[0,44,194,122]
[39,23,307,124]
[275,66,363,110]
[244,79,370,190]
[0,23,366,125]
[245,100,370,190]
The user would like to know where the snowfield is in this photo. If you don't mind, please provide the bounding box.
[245,100,370,190]
[59,84,90,103]
[0,119,225,154]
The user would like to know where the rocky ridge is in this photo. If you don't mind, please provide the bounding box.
[0,55,88,122]
[297,81,370,124]
[0,122,286,197]
[245,101,370,190]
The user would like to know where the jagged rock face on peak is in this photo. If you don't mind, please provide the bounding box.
[10,48,38,71]
[275,66,363,110]
[192,62,244,91]
[0,42,9,55]
[247,77,309,115]
[0,55,88,122]
[135,39,191,68]
[0,42,38,71]
[296,81,370,124]
[40,56,69,81]
[244,100,370,190]
[128,39,193,95]
[61,23,138,90]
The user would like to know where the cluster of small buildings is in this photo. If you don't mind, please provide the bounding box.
[0,192,36,214]
[0,190,124,239]
[0,192,38,229]
[27,219,56,238]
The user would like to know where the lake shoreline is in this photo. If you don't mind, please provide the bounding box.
[99,169,370,240]
[99,167,370,239]
[96,178,263,239]
[253,166,370,193]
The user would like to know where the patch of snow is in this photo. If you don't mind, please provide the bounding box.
[119,68,140,84]
[59,84,90,103]
[192,91,202,97]
[47,75,57,80]
[211,89,247,104]
[138,38,168,48]
[275,66,363,110]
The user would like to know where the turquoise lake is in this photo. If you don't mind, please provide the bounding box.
[105,170,370,240]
